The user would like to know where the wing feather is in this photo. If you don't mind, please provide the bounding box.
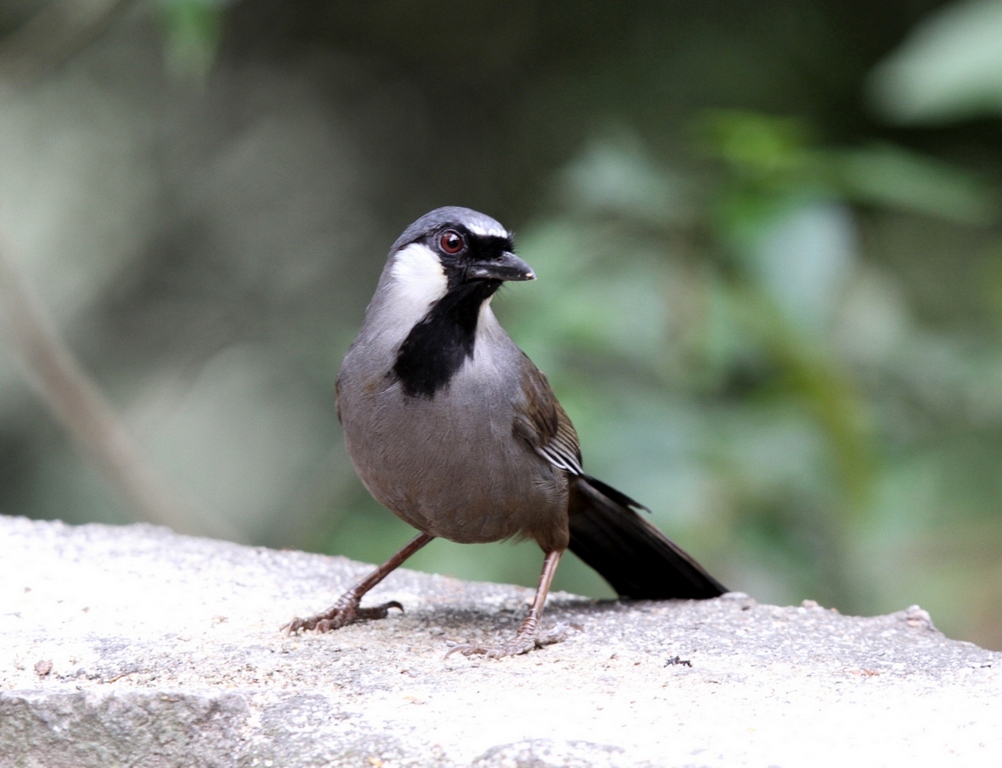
[512,353,584,476]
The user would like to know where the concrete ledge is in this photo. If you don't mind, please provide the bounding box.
[1,515,999,767]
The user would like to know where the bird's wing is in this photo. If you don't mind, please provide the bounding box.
[512,353,584,476]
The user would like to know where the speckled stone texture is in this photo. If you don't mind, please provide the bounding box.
[1,515,999,767]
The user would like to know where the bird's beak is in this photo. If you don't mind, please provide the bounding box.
[467,251,536,282]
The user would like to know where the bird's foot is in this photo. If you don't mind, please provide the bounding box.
[283,598,403,634]
[446,623,566,659]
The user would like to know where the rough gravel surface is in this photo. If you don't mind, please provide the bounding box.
[1,515,999,767]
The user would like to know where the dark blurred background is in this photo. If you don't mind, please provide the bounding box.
[1,0,1001,649]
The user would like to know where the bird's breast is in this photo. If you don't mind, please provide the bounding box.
[337,338,567,545]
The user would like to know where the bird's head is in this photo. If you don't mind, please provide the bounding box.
[383,207,534,322]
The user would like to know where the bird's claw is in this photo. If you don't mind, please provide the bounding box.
[283,600,404,635]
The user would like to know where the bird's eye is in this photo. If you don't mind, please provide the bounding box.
[439,230,465,255]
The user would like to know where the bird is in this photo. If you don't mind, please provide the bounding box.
[285,206,726,657]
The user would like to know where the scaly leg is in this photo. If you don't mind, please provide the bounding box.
[450,549,565,658]
[284,532,434,634]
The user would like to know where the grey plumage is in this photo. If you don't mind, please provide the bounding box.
[286,206,725,656]
[339,210,565,549]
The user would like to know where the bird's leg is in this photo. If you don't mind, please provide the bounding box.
[450,549,565,658]
[283,532,434,634]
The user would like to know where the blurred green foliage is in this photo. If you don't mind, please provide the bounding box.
[158,0,225,81]
[327,98,1002,639]
[2,0,1001,650]
[868,0,1002,123]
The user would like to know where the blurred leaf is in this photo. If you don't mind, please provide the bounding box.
[868,0,1002,124]
[701,111,1000,229]
[696,110,815,186]
[158,0,225,81]
[833,144,999,224]
[697,111,834,255]
[745,200,857,336]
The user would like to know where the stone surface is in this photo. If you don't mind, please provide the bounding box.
[1,515,999,767]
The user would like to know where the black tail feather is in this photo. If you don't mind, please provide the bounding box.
[568,476,726,600]
[581,473,650,513]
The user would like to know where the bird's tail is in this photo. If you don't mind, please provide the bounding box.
[567,475,726,600]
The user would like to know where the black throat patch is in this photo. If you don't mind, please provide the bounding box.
[392,280,500,398]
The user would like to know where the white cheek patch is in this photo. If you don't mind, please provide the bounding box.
[387,242,449,323]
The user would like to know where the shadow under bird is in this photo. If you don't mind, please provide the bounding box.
[286,206,726,657]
